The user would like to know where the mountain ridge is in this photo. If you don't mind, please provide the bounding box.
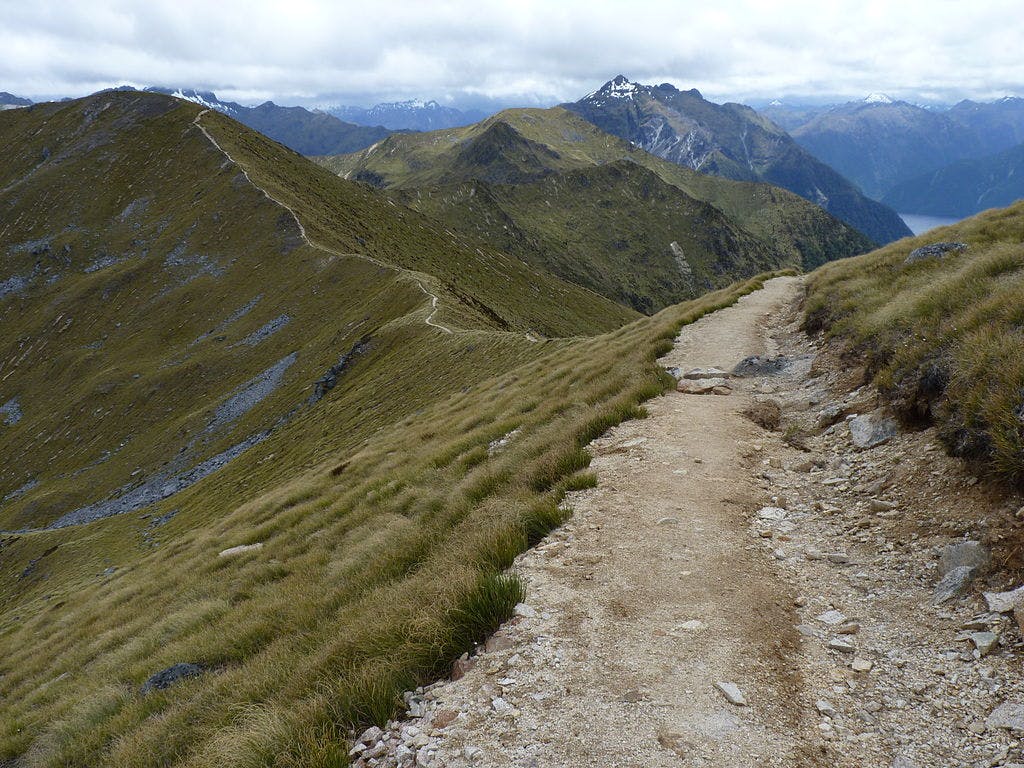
[564,76,912,244]
[325,98,489,131]
[320,105,874,310]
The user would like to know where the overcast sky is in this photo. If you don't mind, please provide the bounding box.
[2,0,1021,108]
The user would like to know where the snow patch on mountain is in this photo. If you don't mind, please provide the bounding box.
[864,93,894,104]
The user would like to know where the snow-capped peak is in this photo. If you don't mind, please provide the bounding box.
[148,87,237,114]
[584,75,641,102]
[864,92,894,104]
[768,99,783,107]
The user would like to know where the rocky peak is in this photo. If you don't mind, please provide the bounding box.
[586,75,643,103]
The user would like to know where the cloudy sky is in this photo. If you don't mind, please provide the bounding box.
[1,0,1021,108]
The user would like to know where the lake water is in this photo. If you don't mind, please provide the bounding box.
[899,212,963,236]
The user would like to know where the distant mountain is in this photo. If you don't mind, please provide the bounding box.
[947,97,1024,152]
[320,106,873,311]
[325,99,489,131]
[882,141,1024,217]
[143,87,392,155]
[565,76,911,245]
[789,97,983,199]
[758,101,829,132]
[0,92,31,110]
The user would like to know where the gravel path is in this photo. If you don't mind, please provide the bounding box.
[352,276,1024,767]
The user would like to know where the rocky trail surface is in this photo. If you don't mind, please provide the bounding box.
[351,277,1024,768]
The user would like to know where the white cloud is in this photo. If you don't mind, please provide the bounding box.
[0,0,1021,106]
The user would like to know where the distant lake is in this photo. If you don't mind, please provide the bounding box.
[899,212,963,236]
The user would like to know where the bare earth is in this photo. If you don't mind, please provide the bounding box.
[352,277,1024,768]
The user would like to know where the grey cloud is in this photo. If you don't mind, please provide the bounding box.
[0,0,1021,106]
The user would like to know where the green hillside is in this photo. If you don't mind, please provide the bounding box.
[0,92,633,533]
[396,161,781,312]
[0,90,788,767]
[318,107,872,311]
[805,200,1024,481]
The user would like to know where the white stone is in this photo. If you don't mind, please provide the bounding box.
[984,585,1024,613]
[513,603,537,618]
[218,542,263,557]
[816,609,848,626]
[987,702,1024,732]
[715,681,747,706]
[757,506,788,521]
[828,637,856,653]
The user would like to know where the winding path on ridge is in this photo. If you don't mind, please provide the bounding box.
[192,109,455,334]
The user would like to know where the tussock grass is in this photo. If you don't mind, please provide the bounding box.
[805,201,1024,481]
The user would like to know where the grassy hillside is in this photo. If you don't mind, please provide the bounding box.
[0,90,784,767]
[0,92,634,532]
[805,201,1024,481]
[396,160,781,312]
[319,107,873,310]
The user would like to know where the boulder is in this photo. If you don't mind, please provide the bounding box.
[848,412,897,449]
[816,404,844,429]
[986,702,1024,732]
[904,241,967,266]
[676,378,731,395]
[218,542,263,557]
[984,585,1024,613]
[140,662,203,694]
[938,540,989,576]
[933,565,975,604]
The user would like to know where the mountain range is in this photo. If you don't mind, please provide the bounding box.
[563,76,911,245]
[142,87,393,155]
[882,140,1024,216]
[323,99,489,131]
[765,95,1024,214]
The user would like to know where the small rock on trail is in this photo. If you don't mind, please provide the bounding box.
[848,411,897,449]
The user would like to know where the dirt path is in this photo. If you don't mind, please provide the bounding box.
[350,277,1024,768]
[381,277,821,766]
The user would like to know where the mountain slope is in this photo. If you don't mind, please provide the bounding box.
[564,76,911,244]
[805,199,1024,480]
[0,92,31,109]
[398,160,782,312]
[790,97,982,200]
[0,92,634,532]
[144,87,393,155]
[882,141,1024,217]
[321,106,873,310]
[948,96,1024,153]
